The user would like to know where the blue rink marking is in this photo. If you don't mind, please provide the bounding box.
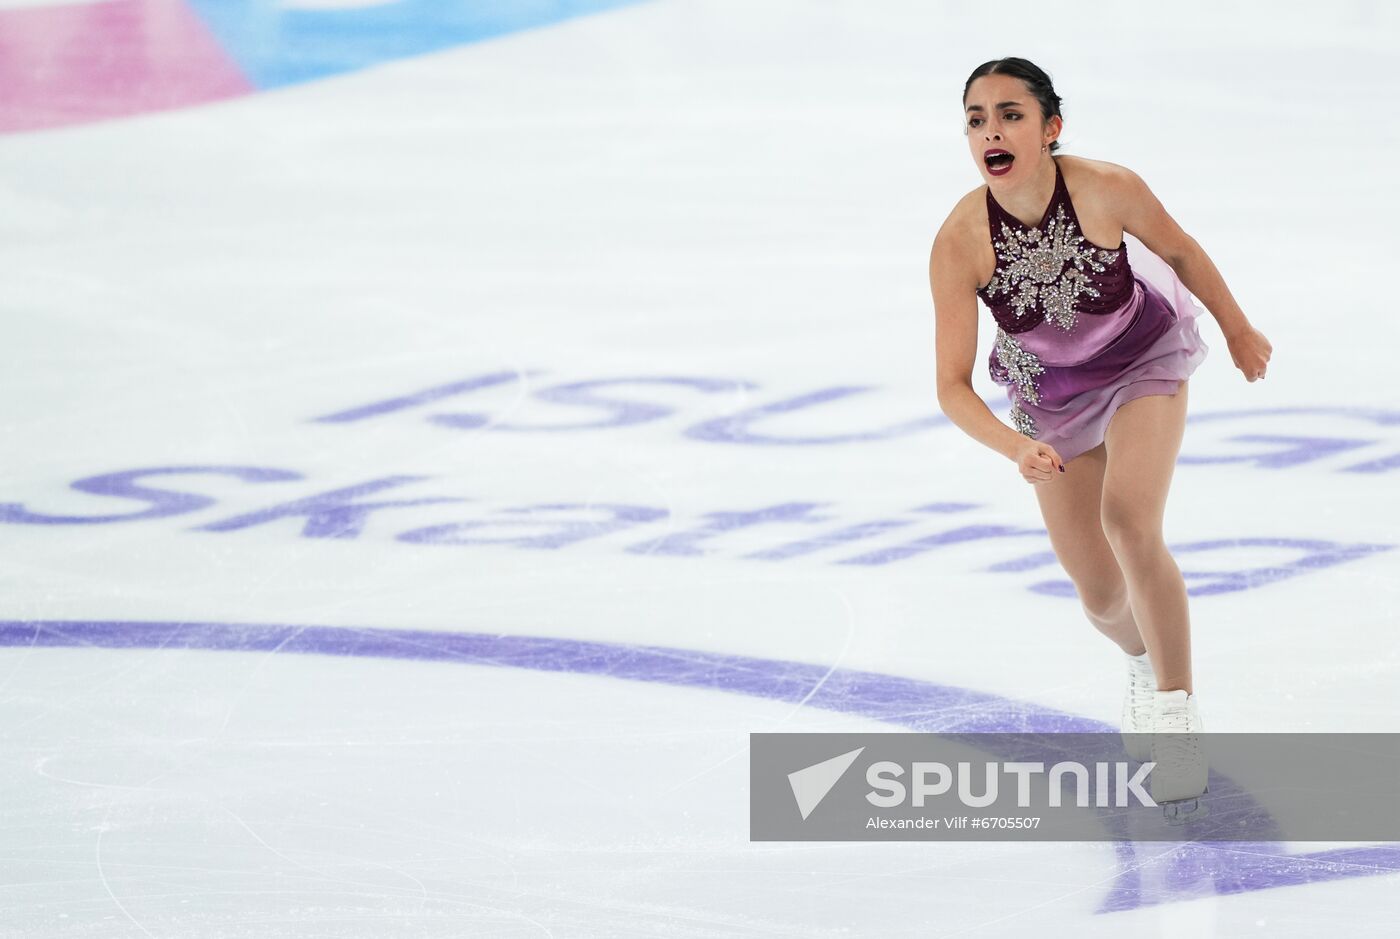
[186,0,652,90]
[2,618,1397,912]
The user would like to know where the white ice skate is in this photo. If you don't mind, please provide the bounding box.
[1120,650,1155,762]
[1148,688,1210,824]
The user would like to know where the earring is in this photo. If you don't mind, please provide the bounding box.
[1041,145,1047,152]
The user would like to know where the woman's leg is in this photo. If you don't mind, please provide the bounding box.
[1033,441,1146,655]
[1101,380,1193,693]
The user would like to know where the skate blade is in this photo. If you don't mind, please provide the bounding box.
[1160,788,1210,826]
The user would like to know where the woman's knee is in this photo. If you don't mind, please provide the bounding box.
[1077,579,1130,623]
[1100,500,1165,558]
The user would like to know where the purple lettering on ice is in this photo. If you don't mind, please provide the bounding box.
[1185,405,1400,472]
[1342,451,1400,473]
[308,380,1400,472]
[195,476,466,539]
[399,502,667,548]
[1189,406,1400,428]
[748,504,980,561]
[0,466,301,525]
[309,370,534,424]
[746,519,915,560]
[449,376,755,432]
[684,387,947,445]
[626,503,835,557]
[1177,435,1376,469]
[988,538,1394,598]
[0,618,1394,911]
[837,524,1047,566]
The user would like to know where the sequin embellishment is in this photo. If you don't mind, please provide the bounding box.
[989,327,1043,438]
[1008,403,1038,438]
[991,327,1045,406]
[982,202,1121,332]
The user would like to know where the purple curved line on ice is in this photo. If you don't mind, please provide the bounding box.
[0,619,1394,912]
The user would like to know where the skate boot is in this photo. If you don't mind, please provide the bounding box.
[1149,688,1210,824]
[1120,650,1155,762]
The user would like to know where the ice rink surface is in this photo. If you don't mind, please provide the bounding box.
[2,0,1399,934]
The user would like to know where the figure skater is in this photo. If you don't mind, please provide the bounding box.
[927,57,1272,813]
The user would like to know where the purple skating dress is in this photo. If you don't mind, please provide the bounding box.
[976,158,1209,463]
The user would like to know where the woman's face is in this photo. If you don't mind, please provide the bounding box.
[963,74,1059,184]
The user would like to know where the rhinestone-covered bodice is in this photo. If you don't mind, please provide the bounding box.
[976,160,1134,335]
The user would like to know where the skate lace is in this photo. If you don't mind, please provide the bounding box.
[1128,663,1155,723]
[1153,705,1202,762]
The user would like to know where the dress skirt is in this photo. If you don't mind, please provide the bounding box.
[987,231,1209,464]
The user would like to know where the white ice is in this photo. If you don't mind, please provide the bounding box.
[2,0,1398,935]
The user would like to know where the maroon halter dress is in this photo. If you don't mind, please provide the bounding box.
[976,158,1209,462]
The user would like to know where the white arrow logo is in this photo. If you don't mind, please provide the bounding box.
[788,747,865,820]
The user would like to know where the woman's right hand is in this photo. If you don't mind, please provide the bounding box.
[1014,440,1065,484]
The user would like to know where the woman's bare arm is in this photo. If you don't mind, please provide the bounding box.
[928,222,1026,462]
[1107,165,1251,339]
[1105,163,1271,379]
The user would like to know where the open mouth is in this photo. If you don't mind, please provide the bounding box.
[984,150,1015,174]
